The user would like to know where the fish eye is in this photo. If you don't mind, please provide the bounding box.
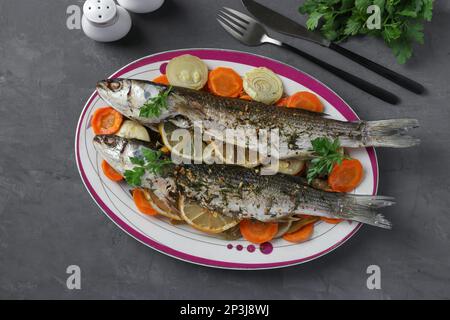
[103,135,118,146]
[107,80,122,92]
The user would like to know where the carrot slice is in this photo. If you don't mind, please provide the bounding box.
[328,159,363,192]
[320,217,343,224]
[239,94,252,101]
[132,189,157,216]
[207,67,243,98]
[91,107,123,135]
[239,220,278,244]
[153,74,170,85]
[286,91,324,112]
[283,222,314,243]
[101,160,123,181]
[276,97,289,107]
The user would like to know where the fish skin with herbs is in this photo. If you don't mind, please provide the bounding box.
[97,79,419,160]
[94,135,395,229]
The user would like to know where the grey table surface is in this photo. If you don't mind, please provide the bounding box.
[1,0,449,300]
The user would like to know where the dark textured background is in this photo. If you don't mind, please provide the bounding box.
[1,0,449,299]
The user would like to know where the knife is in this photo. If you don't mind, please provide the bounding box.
[242,0,425,94]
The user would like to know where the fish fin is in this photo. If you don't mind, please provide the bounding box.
[363,119,420,148]
[365,119,419,134]
[340,195,395,229]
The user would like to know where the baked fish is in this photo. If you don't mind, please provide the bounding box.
[96,79,419,159]
[93,135,394,229]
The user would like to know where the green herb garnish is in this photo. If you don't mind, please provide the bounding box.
[139,86,172,118]
[299,0,434,64]
[307,137,348,184]
[124,148,172,186]
[124,167,145,187]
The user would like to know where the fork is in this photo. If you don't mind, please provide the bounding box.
[217,7,400,105]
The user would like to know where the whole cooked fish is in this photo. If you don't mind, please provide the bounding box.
[96,79,419,159]
[94,135,394,229]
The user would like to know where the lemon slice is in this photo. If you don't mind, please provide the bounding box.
[210,141,260,168]
[116,120,150,142]
[178,196,240,234]
[143,189,183,221]
[275,221,292,238]
[159,122,179,152]
[158,122,214,163]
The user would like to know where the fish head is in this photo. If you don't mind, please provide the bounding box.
[93,135,129,171]
[93,134,163,174]
[93,135,178,203]
[93,134,145,170]
[96,79,132,112]
[97,79,171,123]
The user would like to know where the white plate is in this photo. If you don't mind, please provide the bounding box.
[75,49,378,269]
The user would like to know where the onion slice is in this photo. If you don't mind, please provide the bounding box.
[243,67,284,104]
[166,54,208,90]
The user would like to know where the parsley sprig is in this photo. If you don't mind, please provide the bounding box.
[299,0,434,64]
[307,137,349,184]
[139,86,172,118]
[124,148,172,186]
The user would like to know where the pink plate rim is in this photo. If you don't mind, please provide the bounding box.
[75,48,378,270]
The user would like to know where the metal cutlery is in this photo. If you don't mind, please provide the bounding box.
[242,0,424,95]
[217,7,400,105]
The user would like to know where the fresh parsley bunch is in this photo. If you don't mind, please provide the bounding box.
[307,137,348,183]
[299,0,434,64]
[124,148,172,186]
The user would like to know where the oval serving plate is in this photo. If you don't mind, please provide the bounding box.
[75,48,378,269]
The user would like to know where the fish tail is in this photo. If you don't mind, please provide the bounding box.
[340,195,395,229]
[362,119,420,148]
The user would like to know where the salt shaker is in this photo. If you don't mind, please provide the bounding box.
[117,0,165,13]
[82,0,132,42]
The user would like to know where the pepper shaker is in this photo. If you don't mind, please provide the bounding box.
[82,0,132,42]
[117,0,165,13]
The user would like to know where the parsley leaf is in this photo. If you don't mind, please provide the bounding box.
[139,86,172,118]
[123,148,172,186]
[306,137,349,184]
[388,37,413,65]
[421,0,433,21]
[124,167,145,187]
[407,23,425,44]
[299,0,434,64]
[344,16,363,36]
[130,156,145,166]
[355,0,371,12]
[306,12,324,30]
[142,149,172,175]
[382,24,402,42]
